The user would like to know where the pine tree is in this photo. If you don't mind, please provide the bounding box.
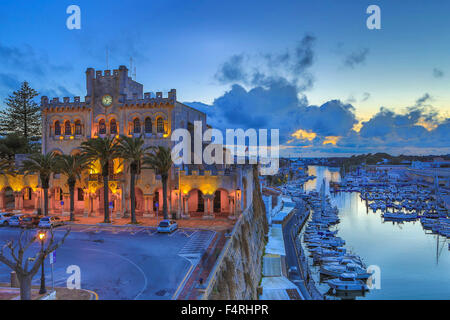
[0,81,41,148]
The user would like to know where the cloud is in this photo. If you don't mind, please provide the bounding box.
[344,48,369,68]
[415,93,432,106]
[215,54,247,84]
[215,34,316,90]
[0,43,76,101]
[0,43,72,77]
[293,35,315,74]
[433,68,444,78]
[0,73,21,92]
[361,92,371,102]
[186,88,450,157]
[194,39,449,157]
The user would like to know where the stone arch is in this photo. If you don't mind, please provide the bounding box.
[2,187,14,209]
[213,188,230,214]
[22,187,34,209]
[187,188,204,214]
[49,187,64,213]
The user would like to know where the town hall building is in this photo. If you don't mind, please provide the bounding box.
[0,66,254,220]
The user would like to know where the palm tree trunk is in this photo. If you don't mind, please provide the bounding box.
[162,174,169,220]
[130,171,137,224]
[43,188,48,216]
[69,182,75,221]
[103,175,110,223]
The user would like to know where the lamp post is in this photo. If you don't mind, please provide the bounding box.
[38,230,47,294]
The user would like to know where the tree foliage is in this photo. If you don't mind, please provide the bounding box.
[0,82,41,148]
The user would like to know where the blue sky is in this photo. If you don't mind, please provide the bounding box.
[0,0,449,156]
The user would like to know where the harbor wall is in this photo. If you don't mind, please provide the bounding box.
[202,166,268,300]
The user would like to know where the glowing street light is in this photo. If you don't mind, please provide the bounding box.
[37,230,47,294]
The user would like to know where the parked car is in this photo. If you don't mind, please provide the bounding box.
[8,214,25,227]
[20,215,41,229]
[288,266,302,282]
[38,216,64,228]
[157,220,178,233]
[0,212,14,226]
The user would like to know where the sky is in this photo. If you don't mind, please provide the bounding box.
[0,0,449,157]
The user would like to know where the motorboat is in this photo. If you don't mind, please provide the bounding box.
[382,212,418,220]
[320,263,372,280]
[327,273,369,292]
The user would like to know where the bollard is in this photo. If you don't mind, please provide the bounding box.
[10,271,19,288]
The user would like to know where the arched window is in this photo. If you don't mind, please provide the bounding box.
[64,121,71,135]
[54,121,61,136]
[110,119,118,134]
[157,117,164,133]
[133,118,141,134]
[99,119,106,135]
[144,117,152,134]
[75,120,82,135]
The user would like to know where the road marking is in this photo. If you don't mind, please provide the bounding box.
[85,248,148,300]
[145,228,157,236]
[171,263,194,300]
[178,231,215,257]
[84,289,99,300]
[168,229,180,237]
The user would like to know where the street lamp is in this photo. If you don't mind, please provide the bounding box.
[37,230,47,294]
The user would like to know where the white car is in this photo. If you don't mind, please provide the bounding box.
[38,216,64,228]
[0,212,14,226]
[157,220,178,233]
[8,214,25,227]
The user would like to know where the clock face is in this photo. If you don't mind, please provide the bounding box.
[102,95,113,107]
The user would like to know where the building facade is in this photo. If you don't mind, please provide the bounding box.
[0,66,254,219]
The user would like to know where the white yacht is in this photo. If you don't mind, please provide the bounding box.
[320,263,372,280]
[327,273,369,292]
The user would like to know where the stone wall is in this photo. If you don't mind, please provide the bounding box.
[204,166,268,300]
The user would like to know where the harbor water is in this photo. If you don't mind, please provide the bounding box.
[303,166,450,300]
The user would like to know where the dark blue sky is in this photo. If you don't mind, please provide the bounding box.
[0,0,449,156]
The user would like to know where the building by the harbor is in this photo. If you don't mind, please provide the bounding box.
[0,66,254,219]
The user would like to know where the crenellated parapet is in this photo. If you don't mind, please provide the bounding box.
[120,89,177,109]
[41,95,90,113]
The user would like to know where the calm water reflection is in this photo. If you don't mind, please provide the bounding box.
[303,166,450,300]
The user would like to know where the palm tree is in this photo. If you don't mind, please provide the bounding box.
[143,146,173,220]
[117,135,150,224]
[55,154,89,221]
[80,137,120,223]
[21,152,57,216]
[0,158,15,176]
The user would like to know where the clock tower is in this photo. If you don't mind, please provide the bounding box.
[85,65,143,118]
